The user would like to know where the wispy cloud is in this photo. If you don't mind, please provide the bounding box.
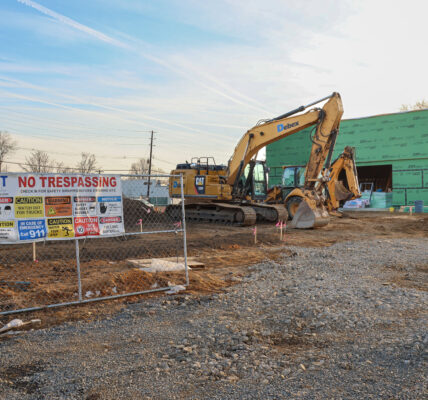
[0,76,219,136]
[17,0,129,49]
[16,0,272,115]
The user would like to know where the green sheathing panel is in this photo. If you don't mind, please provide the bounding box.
[266,109,428,203]
[392,159,428,170]
[334,110,428,163]
[392,189,405,205]
[392,170,422,188]
[406,189,428,205]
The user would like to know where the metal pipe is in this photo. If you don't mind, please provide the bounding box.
[0,287,173,316]
[269,93,334,122]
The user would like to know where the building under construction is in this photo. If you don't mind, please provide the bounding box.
[266,108,428,209]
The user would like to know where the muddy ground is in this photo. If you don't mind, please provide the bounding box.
[0,212,426,329]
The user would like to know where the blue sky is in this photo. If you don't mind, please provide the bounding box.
[0,0,427,172]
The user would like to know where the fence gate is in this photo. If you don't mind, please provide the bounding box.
[0,173,188,316]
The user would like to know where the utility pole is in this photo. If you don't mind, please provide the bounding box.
[146,130,154,198]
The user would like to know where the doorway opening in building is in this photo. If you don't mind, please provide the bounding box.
[347,164,392,192]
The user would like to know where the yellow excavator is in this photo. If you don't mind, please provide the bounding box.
[324,146,361,211]
[268,146,361,221]
[168,92,343,228]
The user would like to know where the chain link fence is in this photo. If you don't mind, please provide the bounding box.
[0,174,188,316]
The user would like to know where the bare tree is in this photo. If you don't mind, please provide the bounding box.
[0,131,17,172]
[129,158,149,175]
[22,150,54,173]
[75,152,99,174]
[54,161,71,173]
[400,99,428,111]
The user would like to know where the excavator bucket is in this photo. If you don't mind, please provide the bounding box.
[334,181,353,201]
[289,200,330,229]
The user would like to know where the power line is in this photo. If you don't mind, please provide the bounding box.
[1,128,167,172]
[14,146,143,160]
[0,160,167,174]
[153,155,176,166]
[1,160,82,171]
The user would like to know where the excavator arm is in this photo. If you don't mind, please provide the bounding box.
[325,146,361,210]
[227,92,343,191]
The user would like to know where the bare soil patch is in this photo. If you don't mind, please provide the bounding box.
[1,213,426,329]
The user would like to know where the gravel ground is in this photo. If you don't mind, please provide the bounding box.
[0,238,427,399]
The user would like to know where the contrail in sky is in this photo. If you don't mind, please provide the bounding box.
[17,0,273,115]
[17,0,129,49]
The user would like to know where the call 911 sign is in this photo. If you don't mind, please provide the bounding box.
[18,219,47,241]
[0,173,124,244]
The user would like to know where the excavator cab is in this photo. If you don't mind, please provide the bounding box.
[238,160,269,201]
[281,165,305,192]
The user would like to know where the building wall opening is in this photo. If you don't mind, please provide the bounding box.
[356,165,392,192]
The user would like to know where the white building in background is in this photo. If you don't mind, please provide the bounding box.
[122,179,170,205]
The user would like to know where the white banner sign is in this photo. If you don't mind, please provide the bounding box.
[0,173,124,243]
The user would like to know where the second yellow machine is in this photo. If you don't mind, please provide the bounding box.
[169,92,344,228]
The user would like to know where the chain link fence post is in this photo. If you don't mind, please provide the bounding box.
[180,173,189,286]
[75,239,82,302]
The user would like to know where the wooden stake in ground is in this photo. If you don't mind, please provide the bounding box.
[33,242,36,262]
[276,220,285,241]
[252,226,257,244]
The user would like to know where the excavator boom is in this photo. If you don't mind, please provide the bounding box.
[227,93,343,189]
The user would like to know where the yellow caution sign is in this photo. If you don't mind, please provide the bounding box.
[15,197,44,218]
[47,217,75,238]
[0,220,16,242]
[0,221,14,228]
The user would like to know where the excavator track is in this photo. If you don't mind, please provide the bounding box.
[167,202,257,226]
[185,203,257,226]
[250,203,288,223]
[166,202,288,226]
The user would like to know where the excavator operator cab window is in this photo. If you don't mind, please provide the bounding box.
[253,162,267,197]
[241,162,268,199]
[282,168,295,187]
[282,166,305,188]
[296,167,306,187]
